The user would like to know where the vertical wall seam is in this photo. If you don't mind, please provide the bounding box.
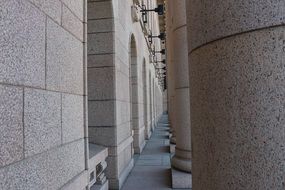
[60,2,63,26]
[60,93,63,144]
[22,88,25,159]
[83,0,89,172]
[45,16,47,90]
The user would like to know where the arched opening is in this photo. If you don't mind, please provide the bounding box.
[149,72,153,133]
[129,34,140,154]
[142,59,149,139]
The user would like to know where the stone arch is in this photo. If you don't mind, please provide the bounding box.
[142,58,150,139]
[149,71,153,132]
[129,34,140,154]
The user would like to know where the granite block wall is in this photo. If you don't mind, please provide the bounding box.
[0,0,88,189]
[87,0,164,189]
[0,0,164,189]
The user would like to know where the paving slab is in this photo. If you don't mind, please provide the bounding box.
[121,114,192,190]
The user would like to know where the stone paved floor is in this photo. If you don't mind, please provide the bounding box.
[121,114,191,190]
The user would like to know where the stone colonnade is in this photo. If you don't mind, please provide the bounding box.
[166,0,192,188]
[169,0,192,173]
[167,0,285,189]
[165,0,176,145]
[187,0,285,189]
[0,0,165,189]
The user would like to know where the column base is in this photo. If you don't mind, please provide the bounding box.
[171,168,192,189]
[171,155,191,173]
[170,136,176,144]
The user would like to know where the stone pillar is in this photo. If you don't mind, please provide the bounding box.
[171,0,192,179]
[187,1,285,189]
[165,0,177,145]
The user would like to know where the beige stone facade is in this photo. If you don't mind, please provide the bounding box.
[1,0,285,190]
[0,0,164,189]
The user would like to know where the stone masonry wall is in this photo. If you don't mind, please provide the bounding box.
[0,0,88,189]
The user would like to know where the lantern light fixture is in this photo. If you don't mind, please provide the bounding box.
[140,4,164,23]
[154,49,166,55]
[148,32,165,43]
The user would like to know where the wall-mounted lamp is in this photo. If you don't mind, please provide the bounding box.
[140,4,164,23]
[148,32,165,43]
[155,66,166,79]
[163,77,167,90]
[154,49,166,55]
[155,66,166,70]
[156,59,166,64]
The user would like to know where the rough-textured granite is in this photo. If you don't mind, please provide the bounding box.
[62,4,83,41]
[88,18,114,34]
[172,89,191,172]
[0,150,48,190]
[0,85,23,167]
[172,0,186,30]
[88,126,116,146]
[46,18,83,95]
[171,168,192,189]
[189,26,285,190]
[29,0,62,24]
[88,100,115,127]
[87,32,114,54]
[170,0,191,175]
[62,0,84,21]
[187,0,285,51]
[24,88,61,157]
[0,0,45,88]
[0,139,85,190]
[87,1,113,20]
[88,67,115,100]
[88,54,114,68]
[62,94,84,143]
[173,27,189,88]
[46,139,85,189]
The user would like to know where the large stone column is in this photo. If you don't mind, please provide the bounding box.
[165,0,177,145]
[187,1,285,189]
[171,0,191,175]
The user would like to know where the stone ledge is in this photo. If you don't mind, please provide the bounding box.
[61,171,89,190]
[171,168,192,189]
[89,143,108,169]
[88,143,108,188]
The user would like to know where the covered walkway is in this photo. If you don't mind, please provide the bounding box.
[122,114,191,190]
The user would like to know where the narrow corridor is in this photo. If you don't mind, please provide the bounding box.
[122,114,191,190]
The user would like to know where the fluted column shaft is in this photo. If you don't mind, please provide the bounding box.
[187,0,285,189]
[170,0,191,173]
